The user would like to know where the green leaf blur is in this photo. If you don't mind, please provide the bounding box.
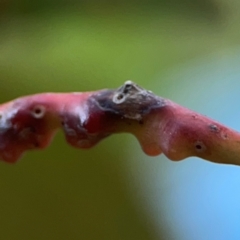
[0,1,240,239]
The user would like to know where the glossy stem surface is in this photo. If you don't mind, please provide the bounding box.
[0,81,240,165]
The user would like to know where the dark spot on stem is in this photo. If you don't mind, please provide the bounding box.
[117,94,124,100]
[34,108,41,115]
[31,105,46,119]
[92,81,165,121]
[194,141,206,153]
[196,144,202,150]
[209,124,219,132]
[123,82,133,94]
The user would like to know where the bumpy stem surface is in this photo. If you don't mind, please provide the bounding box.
[0,81,240,165]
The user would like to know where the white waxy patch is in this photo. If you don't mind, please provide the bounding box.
[76,103,89,127]
[0,107,19,133]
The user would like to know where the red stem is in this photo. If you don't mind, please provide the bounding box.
[0,81,240,165]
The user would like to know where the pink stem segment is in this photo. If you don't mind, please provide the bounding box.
[0,81,240,165]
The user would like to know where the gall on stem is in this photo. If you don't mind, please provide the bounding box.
[0,81,240,165]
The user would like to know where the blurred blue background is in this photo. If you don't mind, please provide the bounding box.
[0,1,240,239]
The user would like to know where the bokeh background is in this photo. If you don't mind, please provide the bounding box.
[1,0,240,239]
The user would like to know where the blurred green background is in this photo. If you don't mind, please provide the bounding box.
[1,1,240,239]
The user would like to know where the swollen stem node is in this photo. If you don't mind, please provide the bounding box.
[0,81,240,165]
